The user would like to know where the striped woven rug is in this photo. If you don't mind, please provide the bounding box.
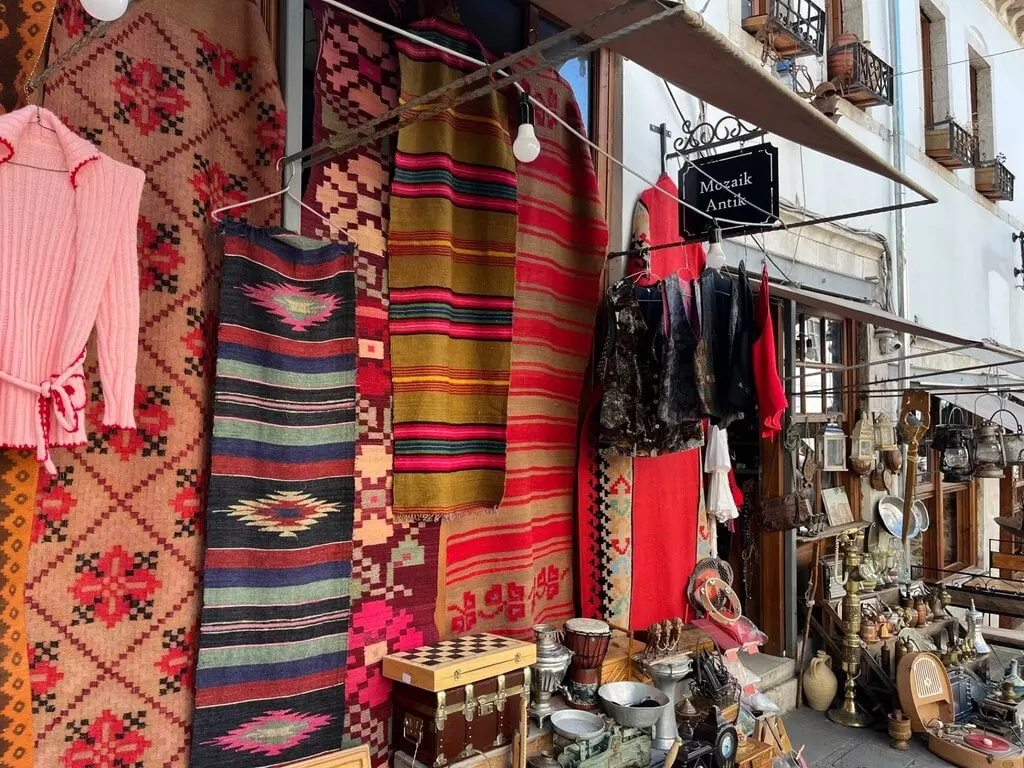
[389,17,518,518]
[299,7,441,765]
[190,223,355,768]
[442,61,607,637]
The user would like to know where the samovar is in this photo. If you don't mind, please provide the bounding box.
[530,623,573,724]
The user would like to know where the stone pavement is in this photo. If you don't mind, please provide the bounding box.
[783,707,952,767]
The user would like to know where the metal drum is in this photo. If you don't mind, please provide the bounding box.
[563,618,611,710]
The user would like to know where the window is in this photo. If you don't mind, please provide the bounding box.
[914,398,979,575]
[968,50,994,161]
[920,2,950,128]
[789,313,853,492]
[826,0,864,43]
[920,10,934,125]
[458,0,594,136]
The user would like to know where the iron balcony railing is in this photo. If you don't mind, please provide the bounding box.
[976,158,1015,202]
[925,119,976,170]
[832,39,894,107]
[744,0,827,58]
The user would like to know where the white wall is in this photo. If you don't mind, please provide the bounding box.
[618,0,1024,348]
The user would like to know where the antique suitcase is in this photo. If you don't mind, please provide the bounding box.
[384,634,537,768]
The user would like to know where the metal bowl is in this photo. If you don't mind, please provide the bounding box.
[549,710,607,743]
[597,681,669,729]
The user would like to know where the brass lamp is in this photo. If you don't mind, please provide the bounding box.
[849,411,875,475]
[974,419,1006,478]
[828,533,874,728]
[873,413,898,453]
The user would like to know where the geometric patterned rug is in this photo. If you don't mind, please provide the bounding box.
[27,2,283,765]
[300,4,440,764]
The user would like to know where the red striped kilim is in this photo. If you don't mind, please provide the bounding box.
[443,61,608,638]
[389,17,518,518]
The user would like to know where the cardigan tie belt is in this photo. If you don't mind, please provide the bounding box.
[0,350,87,474]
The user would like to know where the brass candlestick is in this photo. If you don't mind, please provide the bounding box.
[828,533,874,728]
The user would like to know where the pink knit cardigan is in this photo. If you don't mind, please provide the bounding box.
[0,107,144,473]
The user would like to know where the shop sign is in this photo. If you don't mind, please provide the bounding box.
[679,143,779,241]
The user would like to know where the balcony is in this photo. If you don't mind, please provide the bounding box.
[924,119,976,170]
[827,39,894,108]
[742,0,827,59]
[975,158,1015,202]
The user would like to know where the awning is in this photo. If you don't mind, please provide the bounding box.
[765,280,1024,367]
[532,0,937,203]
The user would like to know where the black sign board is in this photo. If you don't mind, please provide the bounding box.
[679,143,779,241]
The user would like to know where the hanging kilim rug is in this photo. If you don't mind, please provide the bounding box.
[189,223,355,767]
[576,394,633,628]
[0,0,58,113]
[299,5,440,764]
[26,2,284,765]
[442,60,608,638]
[0,450,38,768]
[389,16,518,518]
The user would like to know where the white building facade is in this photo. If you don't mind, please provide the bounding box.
[612,0,1024,651]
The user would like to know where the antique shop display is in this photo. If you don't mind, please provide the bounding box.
[383,635,535,768]
[692,706,740,768]
[801,651,837,712]
[565,618,613,709]
[873,412,898,452]
[639,651,694,750]
[675,693,715,768]
[974,417,1008,478]
[998,409,1024,466]
[828,533,874,727]
[531,624,573,723]
[932,406,975,482]
[821,421,848,472]
[888,710,912,751]
[848,411,875,475]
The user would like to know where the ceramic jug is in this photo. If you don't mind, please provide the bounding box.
[803,651,838,711]
[1007,659,1024,697]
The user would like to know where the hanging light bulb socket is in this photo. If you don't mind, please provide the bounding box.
[80,0,130,21]
[512,93,541,164]
[705,226,726,270]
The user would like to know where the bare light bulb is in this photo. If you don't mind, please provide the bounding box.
[80,0,129,20]
[705,227,726,270]
[512,94,541,163]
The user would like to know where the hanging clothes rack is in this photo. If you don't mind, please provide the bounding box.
[287,0,766,231]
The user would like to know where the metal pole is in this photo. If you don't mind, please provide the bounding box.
[279,0,304,232]
[784,299,798,658]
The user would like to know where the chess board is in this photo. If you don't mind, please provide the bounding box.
[383,633,537,692]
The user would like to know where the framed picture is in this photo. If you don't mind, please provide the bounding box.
[821,487,855,527]
[288,745,372,768]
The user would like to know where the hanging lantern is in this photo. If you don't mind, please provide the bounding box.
[849,412,875,475]
[933,406,974,483]
[993,408,1024,467]
[974,419,1007,478]
[873,412,898,453]
[822,421,848,472]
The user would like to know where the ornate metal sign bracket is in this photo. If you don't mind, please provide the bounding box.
[666,115,766,160]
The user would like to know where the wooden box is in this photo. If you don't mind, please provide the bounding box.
[384,635,536,768]
[600,632,646,683]
[736,739,773,768]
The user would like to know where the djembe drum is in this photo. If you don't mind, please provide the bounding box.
[563,618,611,710]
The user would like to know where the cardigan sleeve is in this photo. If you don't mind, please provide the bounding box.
[96,166,144,429]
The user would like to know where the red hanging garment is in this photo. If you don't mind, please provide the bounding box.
[752,264,789,439]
